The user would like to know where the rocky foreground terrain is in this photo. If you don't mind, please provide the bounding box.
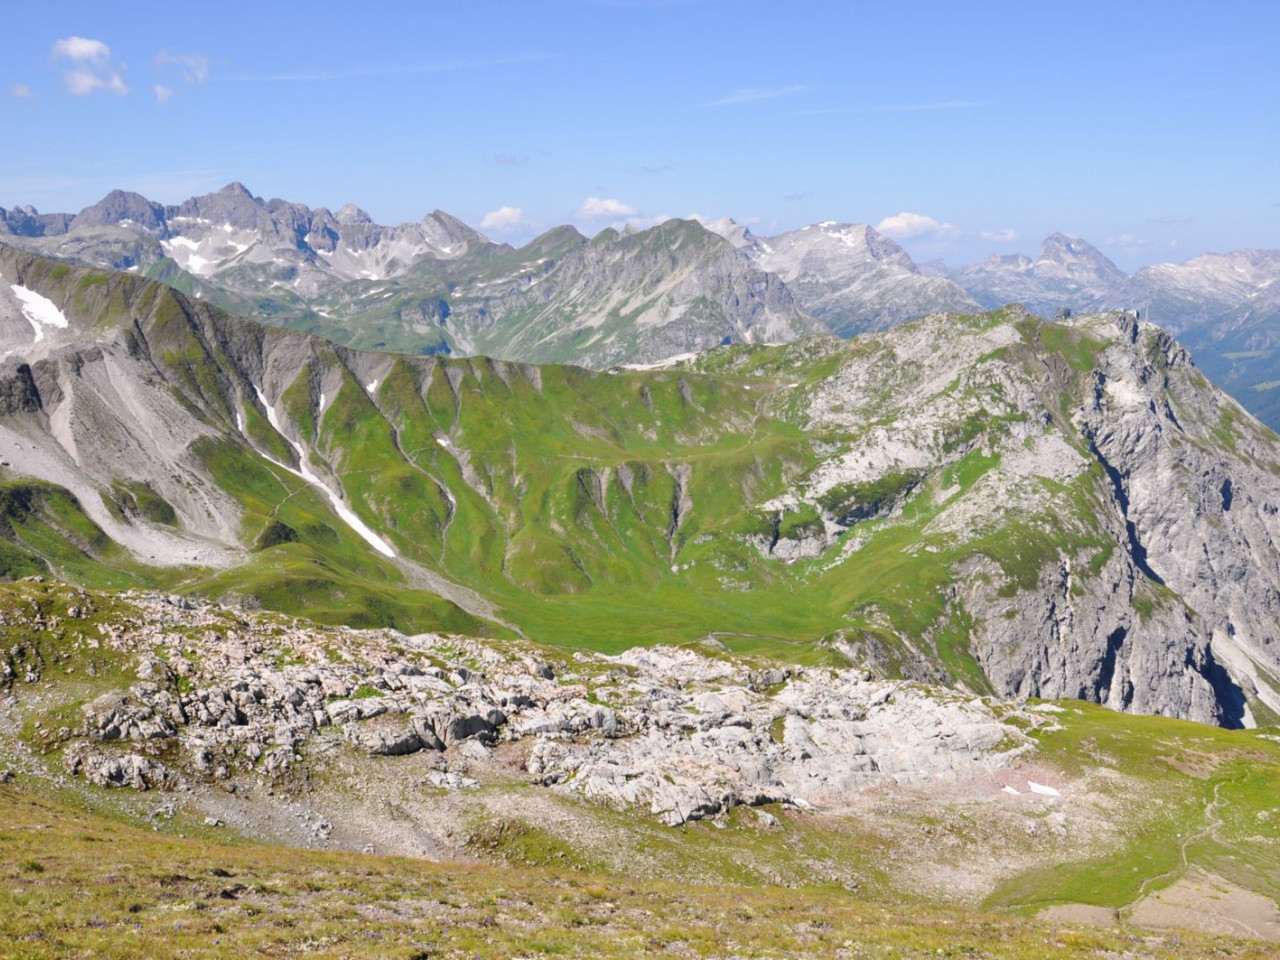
[3,584,1034,833]
[7,576,1280,953]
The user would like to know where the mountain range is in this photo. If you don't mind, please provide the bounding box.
[3,183,1279,432]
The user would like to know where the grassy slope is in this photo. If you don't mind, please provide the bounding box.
[7,787,1266,960]
[990,700,1280,913]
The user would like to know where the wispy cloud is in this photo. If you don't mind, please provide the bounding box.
[8,84,33,99]
[578,196,638,220]
[480,205,529,232]
[702,84,808,108]
[1148,214,1193,224]
[979,228,1020,243]
[876,212,960,240]
[153,50,211,102]
[155,50,210,86]
[226,53,552,83]
[51,36,129,96]
[495,153,529,166]
[797,100,989,116]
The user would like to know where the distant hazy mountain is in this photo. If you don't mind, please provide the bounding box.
[939,235,1280,431]
[0,184,824,368]
[707,218,980,336]
[948,233,1126,315]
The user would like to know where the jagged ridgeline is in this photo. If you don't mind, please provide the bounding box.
[3,241,1280,728]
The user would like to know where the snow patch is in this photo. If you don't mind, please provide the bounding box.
[252,388,395,558]
[366,380,379,394]
[620,351,700,371]
[1027,780,1061,797]
[11,284,70,342]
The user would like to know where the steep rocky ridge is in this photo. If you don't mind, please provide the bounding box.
[2,244,1280,727]
[948,236,1280,431]
[707,218,980,336]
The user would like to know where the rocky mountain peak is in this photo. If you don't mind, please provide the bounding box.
[71,190,168,235]
[218,181,256,199]
[335,203,373,225]
[705,217,758,251]
[1035,233,1125,285]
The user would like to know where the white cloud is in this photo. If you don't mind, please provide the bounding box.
[153,84,174,104]
[876,212,960,240]
[52,36,128,96]
[703,85,808,107]
[51,36,111,63]
[578,196,638,220]
[480,205,528,232]
[624,215,672,230]
[8,84,32,99]
[979,228,1020,243]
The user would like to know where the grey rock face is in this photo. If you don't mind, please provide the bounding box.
[448,219,828,366]
[70,190,168,236]
[0,205,73,238]
[707,219,980,337]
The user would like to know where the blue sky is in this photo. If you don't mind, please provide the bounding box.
[2,0,1276,269]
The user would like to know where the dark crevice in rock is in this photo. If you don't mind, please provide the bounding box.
[1222,478,1234,512]
[1202,645,1248,729]
[1088,439,1165,585]
[1095,626,1130,708]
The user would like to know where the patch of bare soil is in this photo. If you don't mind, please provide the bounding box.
[1129,866,1280,942]
[1038,904,1118,926]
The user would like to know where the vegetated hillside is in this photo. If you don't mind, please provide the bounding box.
[3,243,1280,727]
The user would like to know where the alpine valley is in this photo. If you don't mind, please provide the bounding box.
[7,192,1280,956]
